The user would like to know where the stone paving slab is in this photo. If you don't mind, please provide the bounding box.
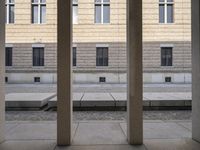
[111,93,150,107]
[6,122,78,140]
[111,92,191,107]
[72,122,127,145]
[56,145,146,150]
[1,139,199,150]
[176,122,192,131]
[81,93,115,107]
[0,140,56,150]
[144,92,191,107]
[6,93,56,108]
[111,93,148,101]
[48,93,84,108]
[1,121,199,150]
[120,122,191,139]
[144,139,200,150]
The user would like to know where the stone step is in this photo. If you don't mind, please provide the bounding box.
[48,92,192,108]
[6,93,56,109]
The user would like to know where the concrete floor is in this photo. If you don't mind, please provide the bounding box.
[1,120,200,150]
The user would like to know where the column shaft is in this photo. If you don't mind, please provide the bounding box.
[0,0,5,143]
[192,0,200,142]
[57,0,72,146]
[127,0,143,145]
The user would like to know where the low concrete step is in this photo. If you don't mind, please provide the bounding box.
[6,93,56,109]
[47,92,191,109]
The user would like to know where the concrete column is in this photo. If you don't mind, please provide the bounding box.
[57,0,72,146]
[0,0,5,143]
[192,0,200,143]
[127,0,143,145]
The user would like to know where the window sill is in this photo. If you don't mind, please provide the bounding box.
[6,24,15,26]
[94,23,111,25]
[31,23,47,25]
[160,66,174,68]
[158,23,175,25]
[5,66,13,68]
[96,66,109,68]
[32,66,45,69]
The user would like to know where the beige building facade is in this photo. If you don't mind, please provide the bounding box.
[5,0,191,84]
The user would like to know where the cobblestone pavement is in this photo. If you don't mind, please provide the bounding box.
[5,83,192,93]
[5,110,191,121]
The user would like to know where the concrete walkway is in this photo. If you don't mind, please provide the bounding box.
[1,120,200,149]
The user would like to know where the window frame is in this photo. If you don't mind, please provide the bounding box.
[5,0,15,24]
[96,47,109,67]
[161,47,173,67]
[159,0,174,24]
[95,0,110,24]
[32,47,45,67]
[31,0,46,24]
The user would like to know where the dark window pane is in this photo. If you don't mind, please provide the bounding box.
[41,0,46,3]
[6,47,12,66]
[5,5,7,23]
[103,4,110,23]
[95,5,101,23]
[161,47,172,66]
[96,47,108,66]
[95,0,101,3]
[73,47,77,66]
[33,47,44,66]
[32,0,39,3]
[32,5,38,23]
[41,5,46,23]
[9,5,14,23]
[167,4,173,23]
[159,4,165,23]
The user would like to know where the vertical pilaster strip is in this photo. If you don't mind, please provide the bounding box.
[192,0,200,142]
[127,0,143,145]
[57,0,72,145]
[0,0,5,143]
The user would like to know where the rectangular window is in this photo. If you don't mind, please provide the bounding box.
[159,0,174,23]
[73,0,78,24]
[161,47,173,66]
[5,0,15,24]
[95,0,110,24]
[32,0,46,24]
[33,47,44,66]
[5,47,12,66]
[73,47,77,66]
[96,47,108,66]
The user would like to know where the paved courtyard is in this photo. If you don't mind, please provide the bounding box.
[1,83,197,149]
[1,120,200,150]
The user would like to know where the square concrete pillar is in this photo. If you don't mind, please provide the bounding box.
[127,0,143,145]
[57,0,72,146]
[0,0,5,143]
[192,0,200,143]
